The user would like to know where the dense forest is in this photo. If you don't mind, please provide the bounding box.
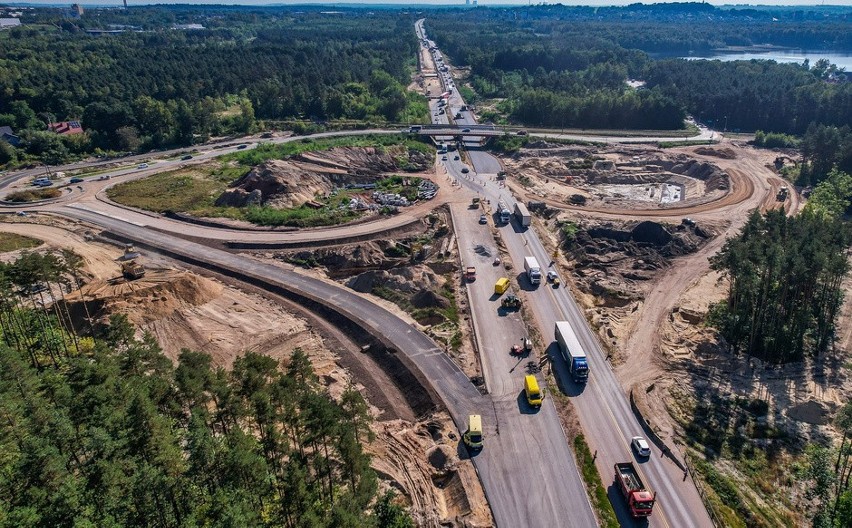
[0,7,426,163]
[0,251,412,527]
[426,4,851,133]
[709,170,852,364]
[1,3,851,165]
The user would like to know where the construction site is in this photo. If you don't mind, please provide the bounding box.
[1,132,847,527]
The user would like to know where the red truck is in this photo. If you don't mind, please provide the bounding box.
[614,462,656,517]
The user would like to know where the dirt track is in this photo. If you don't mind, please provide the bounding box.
[609,142,787,442]
[511,146,758,220]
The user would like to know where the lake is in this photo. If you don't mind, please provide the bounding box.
[678,50,852,70]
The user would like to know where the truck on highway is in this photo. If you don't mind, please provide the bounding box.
[554,321,589,383]
[524,256,542,285]
[497,202,511,224]
[614,462,656,518]
[514,202,531,227]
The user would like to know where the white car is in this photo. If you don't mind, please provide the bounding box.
[137,163,148,169]
[631,436,651,457]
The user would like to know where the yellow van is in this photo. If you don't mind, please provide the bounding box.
[494,277,510,295]
[524,375,543,407]
[463,414,483,450]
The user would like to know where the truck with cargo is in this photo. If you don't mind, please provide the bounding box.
[524,256,542,285]
[554,321,589,382]
[514,202,531,227]
[614,462,656,518]
[497,201,511,224]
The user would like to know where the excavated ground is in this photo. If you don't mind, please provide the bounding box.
[216,146,433,209]
[259,207,483,382]
[0,215,491,528]
[504,142,729,212]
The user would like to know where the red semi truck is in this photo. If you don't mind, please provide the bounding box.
[614,462,656,517]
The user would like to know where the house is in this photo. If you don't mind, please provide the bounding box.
[48,121,84,135]
[0,18,21,29]
[0,126,20,146]
[172,23,204,30]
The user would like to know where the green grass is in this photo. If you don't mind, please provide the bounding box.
[573,435,620,528]
[106,170,227,213]
[243,205,360,228]
[4,188,62,202]
[225,134,433,166]
[0,233,43,253]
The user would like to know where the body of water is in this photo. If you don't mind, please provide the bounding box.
[678,49,852,70]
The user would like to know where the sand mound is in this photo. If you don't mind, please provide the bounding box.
[63,270,223,327]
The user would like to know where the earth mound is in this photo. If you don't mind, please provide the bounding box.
[216,146,432,209]
[62,270,223,328]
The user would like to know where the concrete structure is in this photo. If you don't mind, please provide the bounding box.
[0,18,21,29]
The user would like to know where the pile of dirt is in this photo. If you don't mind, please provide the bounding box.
[347,266,450,312]
[286,240,406,276]
[566,219,713,305]
[693,146,737,159]
[216,146,432,208]
[63,270,223,327]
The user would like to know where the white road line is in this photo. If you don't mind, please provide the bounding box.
[65,203,147,227]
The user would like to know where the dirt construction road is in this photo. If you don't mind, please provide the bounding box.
[614,142,789,433]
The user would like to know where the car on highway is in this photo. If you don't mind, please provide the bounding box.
[479,214,487,224]
[461,167,470,174]
[15,211,27,217]
[69,177,83,183]
[442,156,447,161]
[462,128,471,133]
[237,144,248,150]
[547,270,560,286]
[631,436,651,458]
[454,155,460,160]
[137,163,148,169]
[181,155,193,160]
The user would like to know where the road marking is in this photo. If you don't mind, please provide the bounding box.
[65,204,147,227]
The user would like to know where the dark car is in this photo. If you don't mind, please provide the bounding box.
[237,144,248,150]
[181,155,193,160]
[462,128,471,133]
[69,177,83,183]
[461,167,470,174]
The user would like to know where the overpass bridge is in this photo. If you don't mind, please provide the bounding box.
[406,124,518,138]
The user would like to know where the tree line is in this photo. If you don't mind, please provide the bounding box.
[425,5,850,133]
[0,250,413,527]
[709,170,852,364]
[0,7,425,166]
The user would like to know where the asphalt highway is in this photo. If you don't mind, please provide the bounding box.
[421,19,714,528]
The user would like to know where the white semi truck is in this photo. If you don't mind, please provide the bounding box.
[524,256,542,285]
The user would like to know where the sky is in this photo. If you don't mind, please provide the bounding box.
[6,0,852,6]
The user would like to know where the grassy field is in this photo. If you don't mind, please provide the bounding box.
[0,232,43,253]
[106,169,229,213]
[4,188,62,202]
